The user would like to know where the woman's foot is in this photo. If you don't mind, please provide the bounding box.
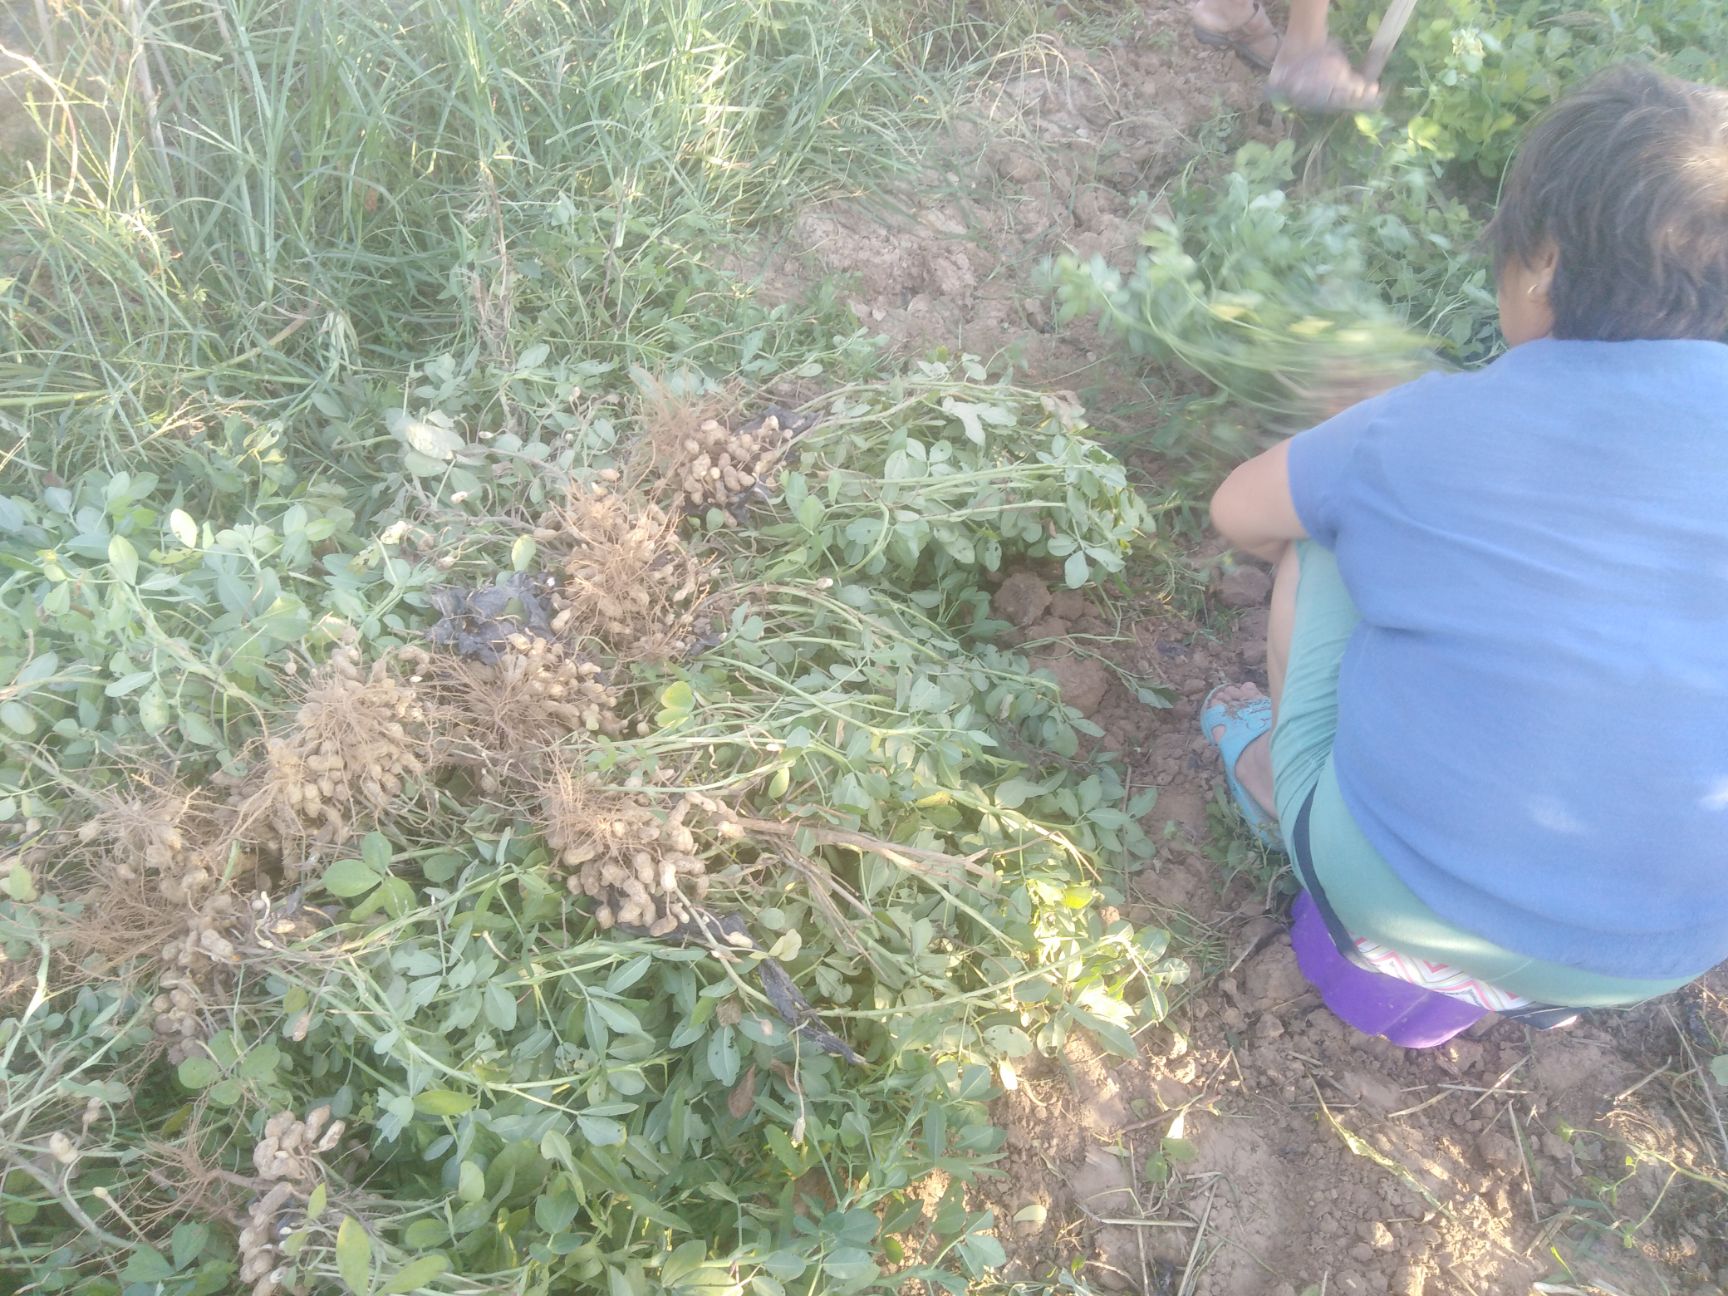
[1267,40,1383,112]
[1191,0,1279,72]
[1205,682,1278,823]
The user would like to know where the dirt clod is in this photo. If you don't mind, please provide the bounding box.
[1047,589,1091,621]
[993,572,1052,628]
[1214,562,1272,609]
[1031,645,1111,716]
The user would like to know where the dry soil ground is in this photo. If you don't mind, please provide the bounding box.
[737,4,1728,1293]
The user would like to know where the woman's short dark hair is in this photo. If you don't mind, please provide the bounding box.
[1488,65,1728,342]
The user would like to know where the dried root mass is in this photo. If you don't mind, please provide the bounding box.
[401,633,625,777]
[239,1107,346,1295]
[536,489,710,663]
[235,646,430,860]
[57,780,252,1062]
[542,766,742,937]
[75,780,224,906]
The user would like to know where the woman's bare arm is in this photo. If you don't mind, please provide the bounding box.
[1208,440,1309,563]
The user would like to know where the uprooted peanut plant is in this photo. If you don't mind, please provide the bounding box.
[1,362,1179,1295]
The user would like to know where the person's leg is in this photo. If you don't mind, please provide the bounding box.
[1281,0,1329,57]
[1208,541,1354,832]
[1266,543,1357,830]
[1266,540,1300,708]
[1191,0,1255,26]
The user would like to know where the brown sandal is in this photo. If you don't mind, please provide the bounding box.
[1192,0,1279,72]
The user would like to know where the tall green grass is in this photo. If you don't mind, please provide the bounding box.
[0,0,1038,481]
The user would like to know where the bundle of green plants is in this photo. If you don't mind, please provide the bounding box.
[1052,140,1444,439]
[0,361,1182,1295]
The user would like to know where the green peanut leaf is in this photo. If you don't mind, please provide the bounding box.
[336,1216,373,1294]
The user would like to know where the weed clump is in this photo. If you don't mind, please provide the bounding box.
[541,765,736,936]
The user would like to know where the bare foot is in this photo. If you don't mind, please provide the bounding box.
[1208,682,1278,821]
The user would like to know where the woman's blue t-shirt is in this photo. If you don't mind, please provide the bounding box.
[1287,338,1728,980]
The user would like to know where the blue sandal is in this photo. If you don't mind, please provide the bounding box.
[1199,686,1282,849]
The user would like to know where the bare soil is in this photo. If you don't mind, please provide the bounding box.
[739,5,1728,1292]
[734,2,1266,401]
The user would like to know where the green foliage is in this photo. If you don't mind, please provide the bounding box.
[1366,0,1728,176]
[1140,1133,1199,1186]
[0,470,431,818]
[776,366,1149,591]
[0,0,1019,477]
[0,362,1182,1294]
[0,4,1192,1292]
[1354,0,1728,352]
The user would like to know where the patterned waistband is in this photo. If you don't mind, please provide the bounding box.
[1348,937,1531,1012]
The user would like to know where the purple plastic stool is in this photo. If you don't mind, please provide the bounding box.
[1289,892,1487,1048]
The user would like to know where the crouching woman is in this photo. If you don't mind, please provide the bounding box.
[1202,66,1728,1045]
